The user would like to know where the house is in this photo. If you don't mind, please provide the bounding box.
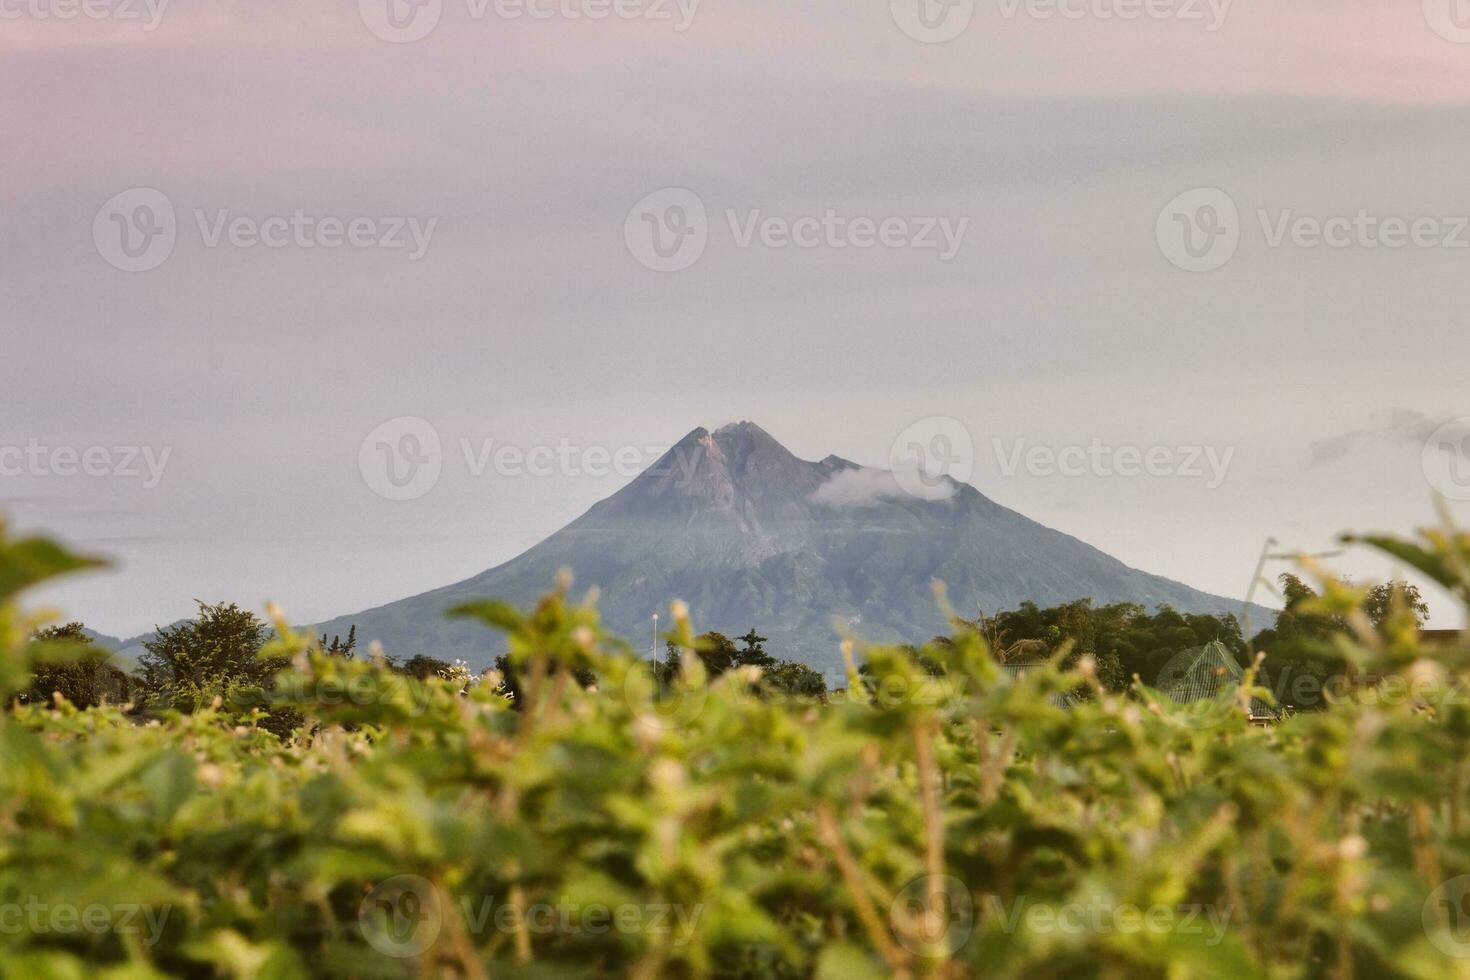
[1159,640,1279,724]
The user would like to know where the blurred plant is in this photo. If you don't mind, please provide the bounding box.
[0,517,1468,978]
[15,622,131,709]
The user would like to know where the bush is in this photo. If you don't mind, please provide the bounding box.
[15,623,131,709]
[2,518,1470,978]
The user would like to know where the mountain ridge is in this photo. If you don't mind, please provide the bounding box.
[310,422,1266,680]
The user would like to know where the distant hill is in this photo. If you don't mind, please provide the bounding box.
[82,625,179,668]
[312,422,1267,680]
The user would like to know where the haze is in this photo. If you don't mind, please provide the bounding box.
[4,0,1469,636]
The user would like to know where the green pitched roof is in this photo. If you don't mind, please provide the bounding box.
[1159,640,1277,720]
[1000,661,1078,708]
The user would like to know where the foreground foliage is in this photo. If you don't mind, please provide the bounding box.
[3,519,1470,978]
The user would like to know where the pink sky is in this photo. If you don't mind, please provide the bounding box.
[7,0,1470,634]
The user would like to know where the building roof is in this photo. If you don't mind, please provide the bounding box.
[1000,661,1078,707]
[1158,640,1278,720]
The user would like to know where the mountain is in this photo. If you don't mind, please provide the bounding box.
[314,422,1265,680]
[82,626,179,667]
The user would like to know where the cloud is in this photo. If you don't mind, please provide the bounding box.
[1306,408,1439,467]
[810,467,906,508]
[811,462,963,506]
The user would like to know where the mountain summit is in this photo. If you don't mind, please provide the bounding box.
[598,421,834,521]
[316,423,1255,678]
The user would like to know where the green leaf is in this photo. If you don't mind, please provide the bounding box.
[1346,531,1470,598]
[815,943,888,980]
[447,599,526,633]
[138,750,196,824]
[0,535,107,603]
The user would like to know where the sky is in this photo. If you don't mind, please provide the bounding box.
[4,0,1470,637]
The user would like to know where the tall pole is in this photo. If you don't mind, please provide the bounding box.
[652,613,659,675]
[1241,537,1279,649]
[1243,537,1344,649]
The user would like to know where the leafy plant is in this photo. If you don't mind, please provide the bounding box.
[2,517,1470,978]
[16,623,131,710]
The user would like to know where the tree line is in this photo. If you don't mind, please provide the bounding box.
[11,576,1431,729]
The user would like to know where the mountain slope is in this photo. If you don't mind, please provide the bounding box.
[81,627,168,667]
[314,422,1263,679]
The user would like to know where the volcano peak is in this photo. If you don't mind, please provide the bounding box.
[316,421,1260,681]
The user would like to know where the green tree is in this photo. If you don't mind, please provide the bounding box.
[318,625,357,659]
[735,629,774,668]
[760,660,827,700]
[494,653,594,709]
[138,601,279,713]
[1363,580,1429,630]
[394,654,453,680]
[979,600,1243,691]
[1251,576,1430,711]
[651,629,825,701]
[18,623,131,710]
[654,631,743,687]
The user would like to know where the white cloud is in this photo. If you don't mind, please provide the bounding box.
[1307,408,1439,467]
[810,467,906,508]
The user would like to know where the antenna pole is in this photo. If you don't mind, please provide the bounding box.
[1243,538,1346,647]
[1241,537,1278,646]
